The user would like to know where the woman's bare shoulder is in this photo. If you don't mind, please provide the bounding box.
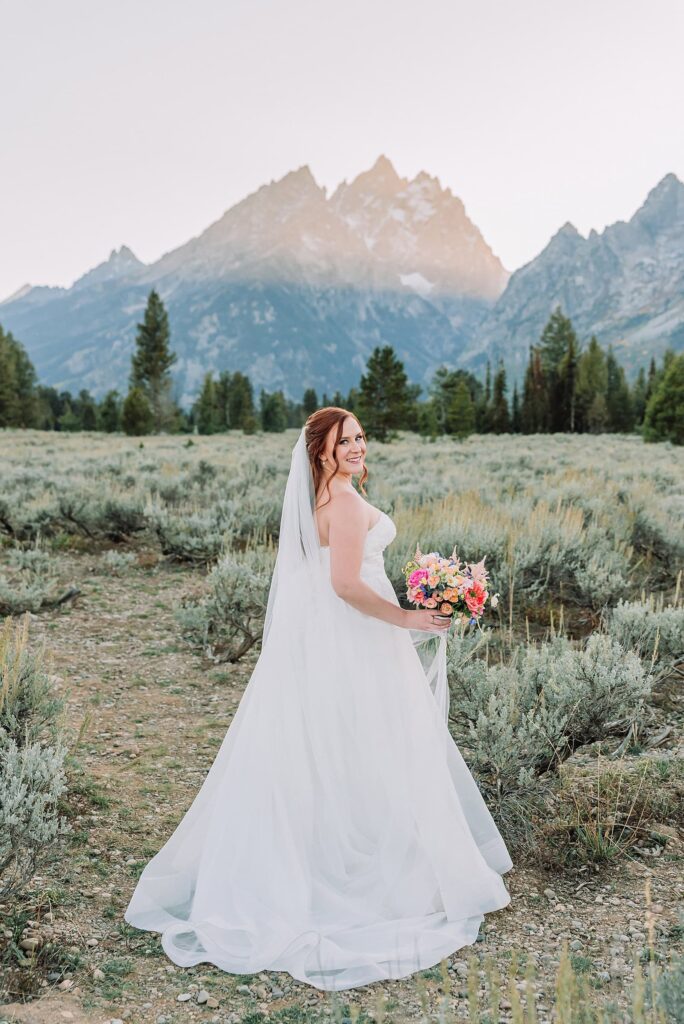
[315,490,370,545]
[317,489,367,518]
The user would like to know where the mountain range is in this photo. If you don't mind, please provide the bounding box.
[1,158,682,404]
[460,171,684,383]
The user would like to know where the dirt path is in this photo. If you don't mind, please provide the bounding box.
[3,551,683,1024]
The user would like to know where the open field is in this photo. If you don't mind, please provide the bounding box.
[1,429,683,1024]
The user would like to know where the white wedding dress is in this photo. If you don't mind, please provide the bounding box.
[124,500,513,991]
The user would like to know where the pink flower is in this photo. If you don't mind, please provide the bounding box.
[425,598,438,609]
[408,569,428,586]
[464,580,486,615]
[467,556,488,583]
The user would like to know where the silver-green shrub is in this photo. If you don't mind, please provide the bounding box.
[446,631,651,845]
[536,633,650,743]
[176,546,275,661]
[0,615,70,899]
[0,540,65,615]
[100,549,138,575]
[149,502,236,564]
[0,615,65,747]
[0,577,58,616]
[94,495,148,540]
[658,946,684,1024]
[6,545,52,575]
[631,497,684,579]
[605,595,684,669]
[0,735,70,900]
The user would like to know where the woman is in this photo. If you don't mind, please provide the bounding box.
[124,407,513,992]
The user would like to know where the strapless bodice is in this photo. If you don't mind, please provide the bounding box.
[319,509,397,587]
[318,509,396,557]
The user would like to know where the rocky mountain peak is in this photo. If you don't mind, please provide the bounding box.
[0,282,33,306]
[73,244,144,289]
[558,221,581,237]
[412,169,440,187]
[108,245,143,270]
[331,154,406,205]
[366,153,403,187]
[238,164,325,216]
[534,221,583,263]
[632,172,684,234]
[272,163,320,192]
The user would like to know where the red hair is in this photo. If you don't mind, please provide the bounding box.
[305,407,368,509]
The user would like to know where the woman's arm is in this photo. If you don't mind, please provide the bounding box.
[327,493,450,636]
[327,493,410,628]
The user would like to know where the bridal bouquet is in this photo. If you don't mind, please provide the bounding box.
[402,546,499,627]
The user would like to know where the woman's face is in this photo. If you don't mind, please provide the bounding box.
[322,415,367,476]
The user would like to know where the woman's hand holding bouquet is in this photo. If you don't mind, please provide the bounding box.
[402,545,499,632]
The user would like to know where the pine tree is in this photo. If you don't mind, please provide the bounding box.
[259,389,288,432]
[57,401,81,432]
[511,382,522,433]
[429,366,453,434]
[559,331,579,431]
[213,371,232,430]
[122,387,154,436]
[521,346,549,432]
[417,400,440,440]
[129,289,177,431]
[345,387,359,406]
[631,367,648,426]
[587,392,609,433]
[538,306,579,431]
[74,388,97,431]
[34,386,60,429]
[476,360,493,432]
[81,400,97,431]
[643,353,684,444]
[446,379,476,439]
[302,388,318,415]
[0,327,20,426]
[575,336,608,433]
[194,373,219,434]
[645,357,658,404]
[357,345,413,442]
[99,390,122,432]
[490,360,510,433]
[227,372,256,432]
[430,366,480,436]
[605,346,635,432]
[0,325,37,427]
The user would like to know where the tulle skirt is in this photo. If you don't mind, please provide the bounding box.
[123,557,513,991]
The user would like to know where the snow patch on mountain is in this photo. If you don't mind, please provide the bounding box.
[400,272,434,297]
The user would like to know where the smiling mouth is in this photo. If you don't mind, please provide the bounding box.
[347,456,362,463]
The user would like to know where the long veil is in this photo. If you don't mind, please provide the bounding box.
[263,426,450,721]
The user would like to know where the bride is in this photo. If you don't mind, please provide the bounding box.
[124,407,513,991]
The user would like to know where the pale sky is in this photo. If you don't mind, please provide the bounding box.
[1,0,682,301]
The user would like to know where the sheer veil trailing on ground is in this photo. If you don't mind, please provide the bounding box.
[124,426,513,991]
